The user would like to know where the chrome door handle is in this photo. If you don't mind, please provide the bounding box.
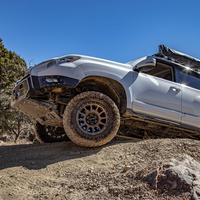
[170,86,181,92]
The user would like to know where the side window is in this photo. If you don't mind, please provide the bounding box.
[143,62,174,82]
[179,68,200,90]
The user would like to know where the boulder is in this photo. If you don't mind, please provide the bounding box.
[143,155,200,200]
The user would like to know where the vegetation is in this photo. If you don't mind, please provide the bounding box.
[0,38,34,142]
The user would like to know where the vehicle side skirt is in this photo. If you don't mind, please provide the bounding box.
[122,109,200,139]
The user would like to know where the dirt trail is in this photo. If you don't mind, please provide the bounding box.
[0,138,200,199]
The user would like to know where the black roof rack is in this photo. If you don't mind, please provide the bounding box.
[158,45,200,69]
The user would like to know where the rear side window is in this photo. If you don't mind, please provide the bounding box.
[179,68,200,90]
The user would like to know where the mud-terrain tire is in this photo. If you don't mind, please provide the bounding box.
[63,91,120,147]
[35,122,69,143]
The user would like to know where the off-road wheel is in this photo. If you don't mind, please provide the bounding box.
[35,122,69,143]
[63,91,120,147]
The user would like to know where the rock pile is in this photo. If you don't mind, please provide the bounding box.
[143,155,200,200]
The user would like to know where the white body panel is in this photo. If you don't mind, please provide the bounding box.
[75,56,134,109]
[31,62,86,80]
[181,85,200,128]
[131,72,182,123]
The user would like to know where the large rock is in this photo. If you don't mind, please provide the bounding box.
[143,155,200,200]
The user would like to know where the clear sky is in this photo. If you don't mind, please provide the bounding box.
[1,0,200,66]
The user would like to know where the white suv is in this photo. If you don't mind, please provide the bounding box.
[11,45,200,147]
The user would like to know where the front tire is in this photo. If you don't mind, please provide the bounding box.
[63,91,120,147]
[35,122,69,143]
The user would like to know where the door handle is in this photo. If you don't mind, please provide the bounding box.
[170,86,181,92]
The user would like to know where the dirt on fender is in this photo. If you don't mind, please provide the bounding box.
[0,137,200,199]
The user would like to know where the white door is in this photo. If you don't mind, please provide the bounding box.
[132,62,182,123]
[179,68,200,128]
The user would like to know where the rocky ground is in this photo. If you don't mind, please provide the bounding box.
[0,136,200,200]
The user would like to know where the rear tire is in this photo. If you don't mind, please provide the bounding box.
[35,122,69,143]
[63,91,120,147]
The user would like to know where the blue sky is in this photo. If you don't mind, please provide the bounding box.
[1,0,200,66]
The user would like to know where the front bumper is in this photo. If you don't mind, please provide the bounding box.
[11,78,29,107]
[11,74,79,126]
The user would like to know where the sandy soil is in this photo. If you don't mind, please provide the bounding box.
[0,137,200,200]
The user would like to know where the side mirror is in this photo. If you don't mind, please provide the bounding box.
[135,57,156,72]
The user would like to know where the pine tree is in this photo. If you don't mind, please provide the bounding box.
[0,38,34,142]
[0,38,27,94]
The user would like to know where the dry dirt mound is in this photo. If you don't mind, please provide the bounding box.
[0,138,200,199]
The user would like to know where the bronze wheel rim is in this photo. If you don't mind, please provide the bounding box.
[76,101,109,135]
